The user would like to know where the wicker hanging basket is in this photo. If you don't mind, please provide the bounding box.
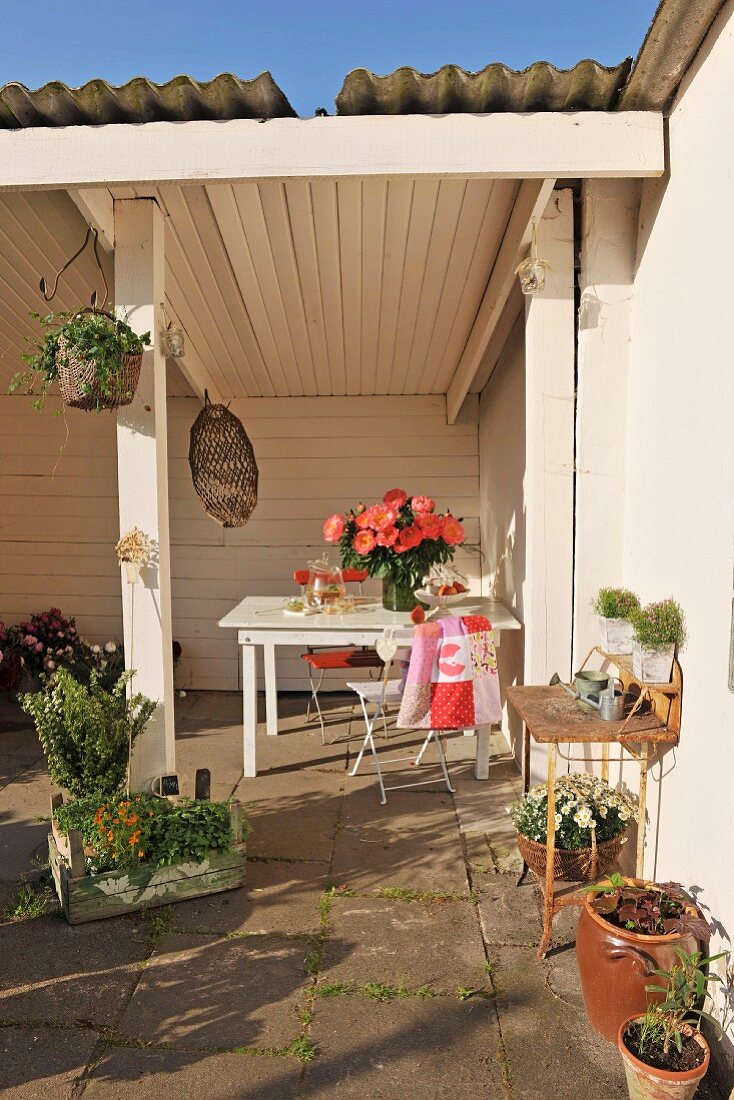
[516,831,626,883]
[56,332,142,411]
[188,392,258,528]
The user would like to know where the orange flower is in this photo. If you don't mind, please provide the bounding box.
[368,503,397,532]
[410,495,435,514]
[383,488,407,509]
[353,530,377,555]
[376,526,398,548]
[354,509,376,530]
[138,850,145,859]
[416,513,442,540]
[394,525,423,553]
[323,513,345,543]
[441,514,465,546]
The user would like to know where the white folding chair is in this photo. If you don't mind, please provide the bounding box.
[346,627,455,805]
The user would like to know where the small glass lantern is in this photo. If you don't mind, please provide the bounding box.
[516,256,549,295]
[163,323,185,358]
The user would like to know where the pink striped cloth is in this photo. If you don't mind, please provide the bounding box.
[397,614,502,730]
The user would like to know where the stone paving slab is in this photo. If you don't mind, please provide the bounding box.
[0,1025,99,1099]
[119,932,308,1051]
[171,859,328,936]
[319,896,487,990]
[302,994,506,1097]
[330,789,468,894]
[0,773,56,882]
[0,913,148,1027]
[237,775,343,863]
[489,944,628,1099]
[83,1045,302,1099]
[476,877,543,948]
[0,755,45,790]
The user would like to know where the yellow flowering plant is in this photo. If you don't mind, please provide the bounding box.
[509,772,637,850]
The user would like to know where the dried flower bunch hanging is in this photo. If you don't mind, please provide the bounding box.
[115,528,153,566]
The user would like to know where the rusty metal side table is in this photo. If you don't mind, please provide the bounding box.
[507,653,681,958]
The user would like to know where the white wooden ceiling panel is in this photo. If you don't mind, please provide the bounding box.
[0,177,521,400]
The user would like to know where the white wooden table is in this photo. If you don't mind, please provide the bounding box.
[219,596,521,777]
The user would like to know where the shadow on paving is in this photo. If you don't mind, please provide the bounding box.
[2,690,727,1099]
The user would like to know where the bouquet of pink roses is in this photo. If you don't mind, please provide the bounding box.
[323,489,465,610]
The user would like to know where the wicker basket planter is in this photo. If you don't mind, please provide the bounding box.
[56,333,142,411]
[516,831,625,883]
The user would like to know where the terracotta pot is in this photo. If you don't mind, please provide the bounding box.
[617,1016,709,1100]
[576,879,703,1042]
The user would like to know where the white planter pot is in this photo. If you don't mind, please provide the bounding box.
[632,642,675,683]
[598,616,635,655]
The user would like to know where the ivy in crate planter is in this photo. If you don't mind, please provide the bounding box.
[10,307,150,412]
[19,667,249,923]
[49,791,248,924]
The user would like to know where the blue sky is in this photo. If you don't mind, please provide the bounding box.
[0,1,659,116]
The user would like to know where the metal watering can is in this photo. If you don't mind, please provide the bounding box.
[550,671,626,722]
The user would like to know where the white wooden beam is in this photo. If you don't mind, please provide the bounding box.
[0,113,664,192]
[115,198,176,789]
[67,187,114,252]
[524,189,576,787]
[161,296,221,404]
[446,179,556,423]
[470,283,524,396]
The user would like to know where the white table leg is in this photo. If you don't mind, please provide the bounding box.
[475,725,491,780]
[242,644,257,777]
[264,643,278,736]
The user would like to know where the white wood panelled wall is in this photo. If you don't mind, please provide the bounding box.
[0,393,480,692]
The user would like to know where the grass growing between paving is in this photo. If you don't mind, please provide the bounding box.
[1,881,57,921]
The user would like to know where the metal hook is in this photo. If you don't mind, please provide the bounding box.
[39,225,110,309]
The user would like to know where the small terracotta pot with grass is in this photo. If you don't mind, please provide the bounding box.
[617,1016,710,1100]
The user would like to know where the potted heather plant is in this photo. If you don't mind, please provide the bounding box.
[509,772,636,883]
[592,587,640,654]
[576,875,710,1042]
[618,947,728,1100]
[632,599,686,683]
[323,489,465,611]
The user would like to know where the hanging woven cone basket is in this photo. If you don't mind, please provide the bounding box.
[189,392,258,528]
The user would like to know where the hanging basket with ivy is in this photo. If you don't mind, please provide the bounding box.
[9,226,150,413]
[11,307,150,413]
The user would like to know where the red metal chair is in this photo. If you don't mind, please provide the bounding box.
[294,568,384,743]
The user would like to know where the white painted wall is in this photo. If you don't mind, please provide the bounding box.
[0,392,480,692]
[619,3,734,1073]
[573,178,638,670]
[478,314,526,758]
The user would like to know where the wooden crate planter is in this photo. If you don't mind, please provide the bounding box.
[48,798,246,925]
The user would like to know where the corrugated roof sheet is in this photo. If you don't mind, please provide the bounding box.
[335,58,632,115]
[617,0,725,110]
[0,71,295,128]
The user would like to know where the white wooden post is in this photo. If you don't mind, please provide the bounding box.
[573,179,638,668]
[114,198,175,788]
[524,188,575,782]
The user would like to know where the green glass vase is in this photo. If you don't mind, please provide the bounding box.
[382,577,418,612]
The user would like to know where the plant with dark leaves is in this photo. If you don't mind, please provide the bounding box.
[589,874,710,939]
